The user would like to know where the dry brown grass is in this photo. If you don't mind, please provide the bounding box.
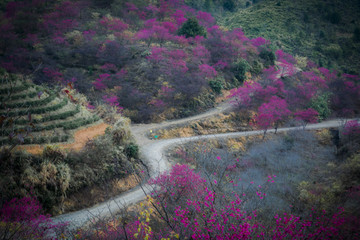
[16,122,110,155]
[154,112,251,139]
[62,174,140,213]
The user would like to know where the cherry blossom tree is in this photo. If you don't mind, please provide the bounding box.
[0,196,68,239]
[294,108,319,128]
[255,96,291,137]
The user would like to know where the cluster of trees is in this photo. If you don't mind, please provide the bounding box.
[2,125,359,238]
[0,195,68,239]
[0,119,140,215]
[1,0,359,124]
[0,0,288,123]
[229,50,360,134]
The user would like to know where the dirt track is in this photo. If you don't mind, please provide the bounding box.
[52,100,346,230]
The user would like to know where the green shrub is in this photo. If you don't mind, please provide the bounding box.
[223,0,235,11]
[125,143,139,158]
[251,60,263,75]
[259,49,275,66]
[309,93,331,121]
[231,59,250,83]
[38,136,46,144]
[178,18,207,38]
[209,80,223,94]
[319,30,326,39]
[303,13,309,23]
[326,12,341,24]
[324,44,343,59]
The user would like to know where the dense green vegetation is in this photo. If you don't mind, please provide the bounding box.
[0,119,141,214]
[0,73,101,146]
[221,0,360,73]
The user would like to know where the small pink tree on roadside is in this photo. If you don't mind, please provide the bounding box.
[342,120,360,136]
[341,120,360,143]
[294,108,319,128]
[254,96,291,138]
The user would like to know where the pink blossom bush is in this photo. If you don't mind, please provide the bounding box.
[342,120,360,136]
[199,64,217,79]
[255,96,291,134]
[172,9,187,26]
[251,37,271,47]
[92,73,110,90]
[99,16,128,32]
[196,11,215,27]
[145,164,355,239]
[294,108,319,126]
[0,196,68,239]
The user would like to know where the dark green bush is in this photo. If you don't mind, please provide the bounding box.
[231,59,250,83]
[326,12,341,24]
[324,44,343,59]
[125,143,139,158]
[259,49,275,66]
[309,93,331,121]
[251,60,263,75]
[178,18,207,38]
[223,0,235,11]
[303,13,309,23]
[209,80,223,94]
[38,136,46,144]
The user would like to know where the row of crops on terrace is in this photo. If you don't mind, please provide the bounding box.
[0,77,101,146]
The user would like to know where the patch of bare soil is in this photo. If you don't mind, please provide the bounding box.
[16,122,110,154]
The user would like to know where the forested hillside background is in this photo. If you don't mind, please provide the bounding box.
[1,0,360,239]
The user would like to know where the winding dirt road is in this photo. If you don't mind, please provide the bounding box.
[52,101,346,230]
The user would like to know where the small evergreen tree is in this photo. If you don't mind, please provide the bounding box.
[209,80,222,94]
[259,50,275,66]
[231,59,250,83]
[177,18,207,38]
[309,93,331,121]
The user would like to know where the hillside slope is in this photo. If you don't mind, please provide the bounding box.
[0,73,142,215]
[221,0,360,73]
[0,73,100,146]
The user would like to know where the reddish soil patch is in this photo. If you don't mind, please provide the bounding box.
[16,122,110,155]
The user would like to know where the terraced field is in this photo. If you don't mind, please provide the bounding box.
[0,78,101,147]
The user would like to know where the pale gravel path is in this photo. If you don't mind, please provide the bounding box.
[52,98,348,230]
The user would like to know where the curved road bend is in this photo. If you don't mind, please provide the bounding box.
[52,115,346,230]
